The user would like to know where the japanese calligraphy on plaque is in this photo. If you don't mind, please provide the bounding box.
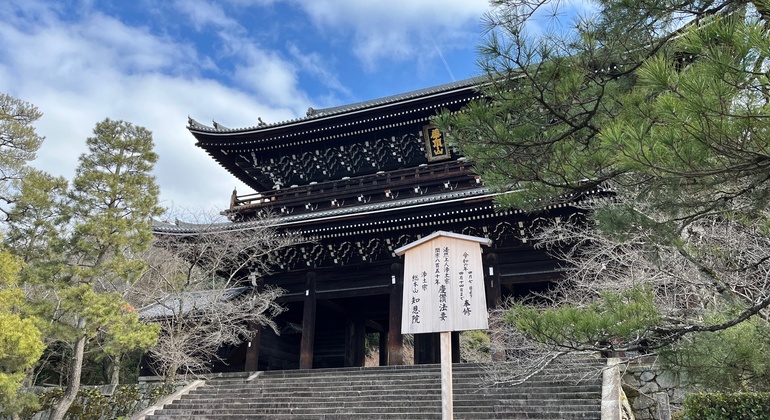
[395,231,492,334]
[422,125,451,161]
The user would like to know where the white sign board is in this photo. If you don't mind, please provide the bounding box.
[395,231,491,334]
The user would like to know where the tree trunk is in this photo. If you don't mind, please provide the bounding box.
[109,353,121,386]
[49,323,86,420]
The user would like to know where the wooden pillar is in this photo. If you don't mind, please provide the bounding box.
[388,263,404,365]
[451,331,460,364]
[484,253,501,310]
[245,277,264,372]
[415,333,440,364]
[485,253,506,361]
[414,334,426,364]
[244,321,262,371]
[430,333,441,363]
[300,271,317,369]
[344,317,367,367]
[378,331,388,367]
[354,318,366,367]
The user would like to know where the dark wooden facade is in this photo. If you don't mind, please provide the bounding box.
[154,78,592,372]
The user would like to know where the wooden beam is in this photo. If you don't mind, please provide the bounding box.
[318,298,349,316]
[300,271,317,369]
[366,319,385,333]
[388,263,404,365]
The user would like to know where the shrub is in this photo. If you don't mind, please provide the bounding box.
[682,393,770,420]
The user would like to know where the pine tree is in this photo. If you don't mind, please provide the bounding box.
[439,0,770,387]
[7,119,163,420]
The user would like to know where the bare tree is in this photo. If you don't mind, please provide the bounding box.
[503,184,770,356]
[134,214,301,381]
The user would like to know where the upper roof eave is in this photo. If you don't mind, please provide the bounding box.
[187,75,488,137]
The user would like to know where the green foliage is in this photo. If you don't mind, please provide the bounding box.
[441,1,770,389]
[1,116,163,418]
[0,245,44,413]
[682,393,770,420]
[505,287,659,350]
[27,384,173,420]
[663,317,770,392]
[460,330,491,362]
[0,93,45,213]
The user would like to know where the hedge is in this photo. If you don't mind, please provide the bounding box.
[682,393,770,420]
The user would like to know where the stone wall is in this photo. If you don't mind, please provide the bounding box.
[3,381,187,420]
[621,357,687,420]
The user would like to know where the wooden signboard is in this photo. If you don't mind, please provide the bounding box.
[395,231,492,420]
[395,231,491,334]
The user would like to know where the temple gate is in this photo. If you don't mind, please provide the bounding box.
[152,77,598,371]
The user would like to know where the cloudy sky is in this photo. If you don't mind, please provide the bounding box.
[0,0,589,215]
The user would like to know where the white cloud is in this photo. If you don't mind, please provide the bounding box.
[287,43,351,99]
[172,0,310,114]
[295,0,490,70]
[0,1,302,213]
[173,0,243,34]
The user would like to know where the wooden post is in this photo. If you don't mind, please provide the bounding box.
[344,317,366,367]
[244,321,262,371]
[485,253,506,361]
[300,271,317,369]
[345,320,355,367]
[388,263,404,365]
[440,331,453,420]
[484,253,501,310]
[451,332,460,364]
[379,331,388,366]
[245,277,264,372]
[354,317,366,367]
[414,334,425,364]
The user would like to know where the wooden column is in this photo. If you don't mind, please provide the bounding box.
[451,331,460,364]
[378,331,388,366]
[244,321,262,371]
[344,317,366,367]
[484,253,501,310]
[354,318,366,367]
[415,333,440,364]
[388,263,404,365]
[244,277,264,372]
[414,334,426,364]
[485,253,506,362]
[300,271,317,369]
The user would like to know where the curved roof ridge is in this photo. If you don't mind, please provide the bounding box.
[307,75,486,117]
[187,75,487,133]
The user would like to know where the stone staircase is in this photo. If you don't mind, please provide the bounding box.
[144,356,605,419]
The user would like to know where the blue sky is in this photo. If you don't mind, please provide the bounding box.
[0,0,590,215]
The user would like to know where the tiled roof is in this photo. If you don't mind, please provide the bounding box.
[152,187,496,235]
[138,287,250,320]
[187,75,486,134]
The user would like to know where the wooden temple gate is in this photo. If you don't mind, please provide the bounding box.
[152,77,597,372]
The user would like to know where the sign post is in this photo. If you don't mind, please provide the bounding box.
[395,231,492,420]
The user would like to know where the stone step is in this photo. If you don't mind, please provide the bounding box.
[150,412,598,420]
[145,358,605,419]
[184,383,602,398]
[203,374,602,389]
[164,394,601,409]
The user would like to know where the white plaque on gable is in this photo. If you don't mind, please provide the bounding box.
[395,231,491,334]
